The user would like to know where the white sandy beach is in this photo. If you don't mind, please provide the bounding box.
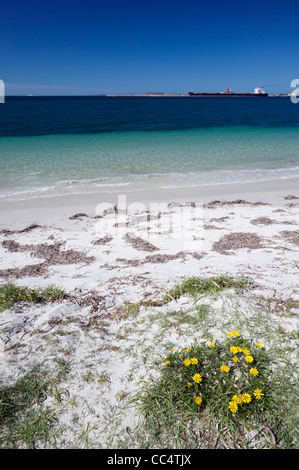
[0,178,298,448]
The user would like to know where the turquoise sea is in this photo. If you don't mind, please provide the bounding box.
[0,96,298,202]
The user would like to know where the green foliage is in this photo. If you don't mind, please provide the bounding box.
[143,331,272,417]
[122,276,255,319]
[135,330,293,448]
[164,275,255,301]
[0,283,67,312]
[0,366,59,448]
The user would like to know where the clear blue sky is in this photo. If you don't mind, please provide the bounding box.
[1,0,299,95]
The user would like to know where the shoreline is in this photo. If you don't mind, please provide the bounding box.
[1,176,299,230]
[0,175,298,299]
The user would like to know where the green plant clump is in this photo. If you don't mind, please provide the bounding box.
[136,329,292,448]
[0,366,59,448]
[164,275,255,302]
[0,283,67,312]
[157,330,270,418]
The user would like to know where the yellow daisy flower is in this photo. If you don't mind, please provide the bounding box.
[227,332,233,338]
[233,356,239,363]
[241,393,252,404]
[190,357,198,365]
[184,359,191,366]
[195,396,202,405]
[249,368,259,376]
[220,365,229,373]
[232,395,241,403]
[193,373,202,383]
[245,355,254,363]
[228,401,238,413]
[232,330,240,337]
[164,360,169,365]
[254,389,264,399]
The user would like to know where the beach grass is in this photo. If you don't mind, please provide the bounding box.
[163,275,256,302]
[0,364,66,448]
[131,331,298,449]
[0,283,68,312]
[122,275,255,318]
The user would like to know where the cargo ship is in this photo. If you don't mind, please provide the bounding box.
[189,85,268,97]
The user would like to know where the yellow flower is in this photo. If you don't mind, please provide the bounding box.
[209,342,215,347]
[193,373,202,383]
[195,396,202,405]
[179,354,183,357]
[232,330,240,337]
[237,346,243,352]
[230,346,238,354]
[233,356,239,363]
[190,357,198,365]
[227,332,233,338]
[220,365,229,373]
[232,395,241,403]
[185,348,189,352]
[242,348,250,355]
[256,343,263,348]
[241,393,252,404]
[249,367,259,376]
[170,348,175,352]
[187,382,193,387]
[164,360,169,365]
[228,401,238,413]
[245,355,254,363]
[254,389,264,399]
[184,359,191,366]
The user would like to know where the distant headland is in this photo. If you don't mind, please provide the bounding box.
[5,91,294,97]
[106,91,188,97]
[107,91,292,97]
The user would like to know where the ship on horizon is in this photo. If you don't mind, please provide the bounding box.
[189,85,268,97]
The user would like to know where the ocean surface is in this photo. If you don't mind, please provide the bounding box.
[0,96,298,202]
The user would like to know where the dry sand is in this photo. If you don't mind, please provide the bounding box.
[0,179,298,447]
